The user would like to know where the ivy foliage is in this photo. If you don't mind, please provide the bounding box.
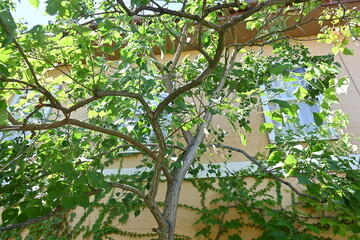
[191,137,360,240]
[0,0,359,239]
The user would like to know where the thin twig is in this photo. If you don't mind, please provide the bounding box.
[0,19,62,109]
[210,144,320,202]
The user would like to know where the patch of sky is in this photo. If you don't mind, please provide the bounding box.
[11,0,182,28]
[11,0,54,27]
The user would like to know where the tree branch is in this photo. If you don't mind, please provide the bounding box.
[210,144,320,202]
[68,118,157,160]
[108,182,147,199]
[7,110,21,125]
[204,2,246,17]
[94,90,169,184]
[1,77,39,90]
[0,117,157,160]
[95,90,153,119]
[0,118,69,131]
[156,18,211,62]
[221,0,311,30]
[115,0,221,30]
[109,181,166,232]
[41,58,93,93]
[163,23,189,93]
[0,206,62,232]
[174,44,240,180]
[0,18,63,110]
[154,30,226,119]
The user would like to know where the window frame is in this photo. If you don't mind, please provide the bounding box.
[117,92,172,154]
[261,67,338,143]
[0,87,60,141]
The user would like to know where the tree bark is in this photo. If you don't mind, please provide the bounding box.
[161,178,183,240]
[161,110,213,239]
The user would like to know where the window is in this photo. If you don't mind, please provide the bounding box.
[261,68,337,143]
[115,92,171,153]
[10,92,53,120]
[1,88,59,141]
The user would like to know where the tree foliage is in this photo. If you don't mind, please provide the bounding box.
[0,0,359,239]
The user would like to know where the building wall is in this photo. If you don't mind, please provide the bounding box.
[65,39,360,239]
[9,38,359,239]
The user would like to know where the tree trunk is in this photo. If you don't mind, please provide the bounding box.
[160,114,212,239]
[161,177,183,240]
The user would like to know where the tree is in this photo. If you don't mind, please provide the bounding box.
[0,0,359,239]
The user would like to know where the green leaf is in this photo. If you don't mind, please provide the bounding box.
[72,24,92,33]
[88,171,107,188]
[271,63,292,75]
[282,76,297,82]
[266,144,276,149]
[76,195,90,208]
[332,46,339,55]
[2,208,19,224]
[240,134,247,146]
[270,111,283,123]
[0,62,9,76]
[134,209,141,217]
[305,224,321,234]
[62,196,77,209]
[1,35,13,48]
[297,173,313,185]
[24,207,41,219]
[313,112,325,126]
[102,138,116,148]
[343,48,354,55]
[59,36,74,46]
[129,24,140,34]
[269,99,291,109]
[0,108,7,124]
[260,123,274,134]
[46,0,62,15]
[28,0,40,9]
[284,155,297,167]
[228,234,242,240]
[293,86,308,100]
[268,151,282,164]
[324,87,339,102]
[0,99,6,109]
[0,11,17,32]
[88,110,98,118]
[138,25,146,35]
[131,0,149,6]
[275,218,293,229]
[73,132,82,139]
[170,42,175,54]
[336,77,349,88]
[284,104,299,118]
[47,181,67,201]
[48,189,64,201]
[269,100,300,118]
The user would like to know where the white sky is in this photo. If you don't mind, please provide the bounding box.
[12,0,53,27]
[11,0,182,27]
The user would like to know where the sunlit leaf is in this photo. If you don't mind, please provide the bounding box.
[284,155,297,167]
[294,86,308,100]
[28,0,40,9]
